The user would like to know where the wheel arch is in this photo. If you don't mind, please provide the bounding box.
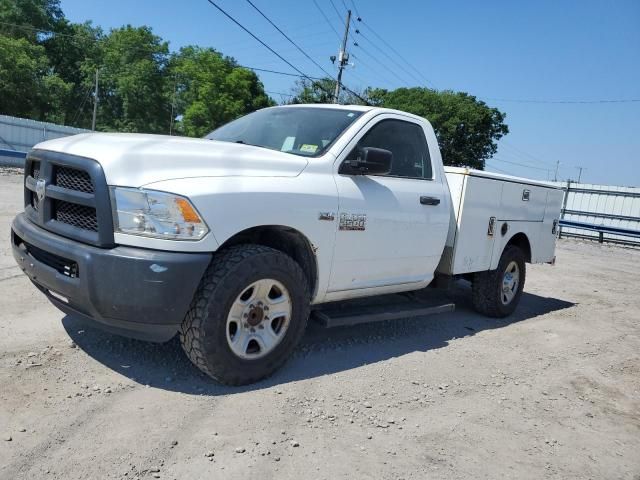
[505,232,532,263]
[217,225,319,299]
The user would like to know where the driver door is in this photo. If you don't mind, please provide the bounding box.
[326,115,450,297]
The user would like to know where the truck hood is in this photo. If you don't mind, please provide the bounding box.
[34,133,309,186]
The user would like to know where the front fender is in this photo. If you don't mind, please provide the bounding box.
[145,174,339,302]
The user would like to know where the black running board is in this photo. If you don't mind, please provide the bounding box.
[312,300,455,328]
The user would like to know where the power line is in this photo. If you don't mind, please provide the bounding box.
[245,0,334,79]
[353,29,420,87]
[348,0,361,18]
[71,84,95,125]
[266,90,294,97]
[204,0,369,105]
[484,97,640,104]
[203,1,329,95]
[488,157,551,172]
[352,44,410,87]
[311,0,342,42]
[500,141,556,168]
[328,0,346,26]
[239,65,322,80]
[325,4,410,88]
[0,20,85,39]
[346,53,386,86]
[484,164,511,175]
[332,2,432,88]
[357,19,436,88]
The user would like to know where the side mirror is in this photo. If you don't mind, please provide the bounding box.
[339,147,393,175]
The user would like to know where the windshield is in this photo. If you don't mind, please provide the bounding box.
[206,107,363,157]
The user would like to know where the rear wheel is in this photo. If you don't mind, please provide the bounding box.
[472,245,526,318]
[180,244,310,385]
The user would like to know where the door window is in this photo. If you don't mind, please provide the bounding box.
[348,119,432,179]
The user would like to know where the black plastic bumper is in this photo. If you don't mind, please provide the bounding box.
[11,213,211,342]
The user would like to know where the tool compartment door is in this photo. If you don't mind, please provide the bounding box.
[499,182,547,221]
[447,173,502,275]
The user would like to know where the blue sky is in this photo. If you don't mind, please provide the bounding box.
[60,0,640,186]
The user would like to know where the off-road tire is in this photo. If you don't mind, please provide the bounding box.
[180,244,310,385]
[472,245,526,318]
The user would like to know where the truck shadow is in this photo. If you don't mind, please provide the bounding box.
[62,283,574,396]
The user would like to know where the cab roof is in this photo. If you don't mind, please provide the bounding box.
[272,103,428,122]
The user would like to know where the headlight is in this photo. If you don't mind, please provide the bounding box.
[111,187,209,240]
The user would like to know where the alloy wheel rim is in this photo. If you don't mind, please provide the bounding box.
[226,279,292,359]
[501,261,520,305]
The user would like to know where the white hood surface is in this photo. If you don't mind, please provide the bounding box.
[34,133,310,187]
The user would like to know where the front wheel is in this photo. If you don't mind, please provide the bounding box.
[180,244,310,385]
[472,245,526,318]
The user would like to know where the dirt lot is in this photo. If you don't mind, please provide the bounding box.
[1,170,639,480]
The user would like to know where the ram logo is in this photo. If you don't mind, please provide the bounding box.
[36,179,47,202]
[339,213,367,231]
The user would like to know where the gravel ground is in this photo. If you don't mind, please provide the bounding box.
[1,170,639,480]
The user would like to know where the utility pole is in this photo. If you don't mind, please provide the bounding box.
[332,9,351,104]
[91,69,99,131]
[576,166,586,183]
[553,160,560,182]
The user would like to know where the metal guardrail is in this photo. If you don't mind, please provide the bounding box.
[559,180,640,247]
[559,219,640,244]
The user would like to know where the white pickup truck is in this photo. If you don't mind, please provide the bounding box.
[11,104,563,385]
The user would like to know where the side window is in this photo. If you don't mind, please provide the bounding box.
[349,119,432,179]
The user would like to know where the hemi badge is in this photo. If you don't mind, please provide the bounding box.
[318,212,335,221]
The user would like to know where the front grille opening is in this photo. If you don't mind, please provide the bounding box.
[31,191,39,211]
[54,166,94,193]
[31,161,41,179]
[14,234,79,278]
[54,200,98,232]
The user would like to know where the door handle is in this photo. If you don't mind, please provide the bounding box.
[420,196,440,206]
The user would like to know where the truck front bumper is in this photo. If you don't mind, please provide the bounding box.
[11,213,211,342]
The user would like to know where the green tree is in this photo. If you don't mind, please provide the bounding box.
[0,35,70,122]
[377,88,508,169]
[93,25,170,133]
[42,21,103,126]
[169,46,273,137]
[289,78,378,105]
[0,0,64,41]
[0,0,74,122]
[289,78,336,104]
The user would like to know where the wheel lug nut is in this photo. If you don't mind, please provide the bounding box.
[243,313,248,318]
[243,323,249,328]
[263,306,269,311]
[250,327,255,333]
[258,325,264,329]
